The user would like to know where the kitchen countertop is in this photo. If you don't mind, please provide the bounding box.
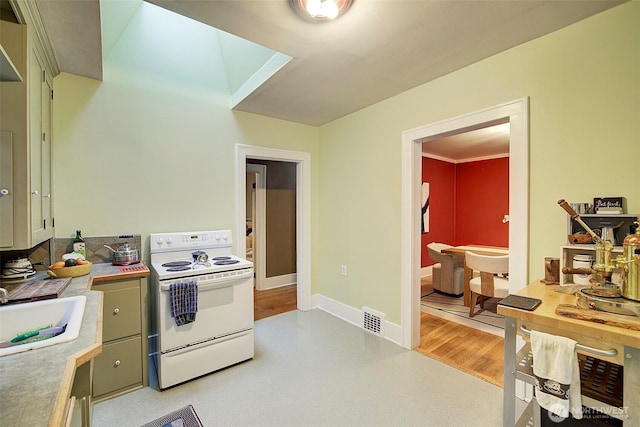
[499,280,640,426]
[497,281,640,351]
[0,263,150,427]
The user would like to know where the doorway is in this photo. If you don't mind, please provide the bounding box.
[247,159,297,290]
[247,159,298,320]
[401,98,530,349]
[420,121,510,334]
[236,144,312,313]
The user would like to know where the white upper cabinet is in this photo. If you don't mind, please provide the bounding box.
[0,18,55,250]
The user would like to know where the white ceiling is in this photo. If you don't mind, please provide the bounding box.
[423,121,510,162]
[30,0,626,157]
[145,0,626,126]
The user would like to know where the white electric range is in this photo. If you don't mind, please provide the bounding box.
[150,230,254,389]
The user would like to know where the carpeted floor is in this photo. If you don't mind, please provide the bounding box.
[420,290,505,337]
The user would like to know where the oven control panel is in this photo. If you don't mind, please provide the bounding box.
[150,230,233,253]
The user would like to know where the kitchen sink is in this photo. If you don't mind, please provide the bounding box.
[0,295,86,357]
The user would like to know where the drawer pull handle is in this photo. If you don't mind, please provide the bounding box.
[113,308,120,315]
[520,325,618,357]
[114,360,121,367]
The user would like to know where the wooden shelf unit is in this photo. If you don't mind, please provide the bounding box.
[560,245,624,285]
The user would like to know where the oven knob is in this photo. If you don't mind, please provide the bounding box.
[215,234,221,241]
[166,237,172,244]
[156,238,164,245]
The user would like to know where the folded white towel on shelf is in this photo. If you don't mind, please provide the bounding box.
[531,330,582,420]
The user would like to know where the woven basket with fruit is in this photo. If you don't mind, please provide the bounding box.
[48,255,92,278]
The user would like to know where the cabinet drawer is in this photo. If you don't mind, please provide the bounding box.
[93,337,142,398]
[102,283,141,341]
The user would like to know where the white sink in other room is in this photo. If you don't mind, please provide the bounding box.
[0,295,87,357]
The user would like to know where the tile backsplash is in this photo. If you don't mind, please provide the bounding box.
[1,234,143,272]
[1,234,143,276]
[54,234,142,265]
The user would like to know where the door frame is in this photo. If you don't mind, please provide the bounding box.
[400,97,530,349]
[236,144,311,311]
[246,164,267,290]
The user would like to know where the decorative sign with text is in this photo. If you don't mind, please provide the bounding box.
[593,197,624,214]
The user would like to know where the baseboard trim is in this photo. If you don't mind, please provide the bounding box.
[311,293,403,346]
[421,265,433,278]
[262,273,297,290]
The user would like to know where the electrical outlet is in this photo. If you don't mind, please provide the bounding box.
[341,265,347,276]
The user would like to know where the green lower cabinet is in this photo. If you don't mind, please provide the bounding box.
[93,337,143,397]
[92,276,148,402]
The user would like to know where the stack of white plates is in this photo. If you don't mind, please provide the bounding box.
[1,258,36,282]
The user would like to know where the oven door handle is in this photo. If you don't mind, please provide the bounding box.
[160,271,252,292]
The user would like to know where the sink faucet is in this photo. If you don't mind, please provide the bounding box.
[0,287,8,304]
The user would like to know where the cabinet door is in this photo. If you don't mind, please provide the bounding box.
[93,337,142,398]
[28,48,53,245]
[29,47,43,238]
[41,72,52,232]
[0,131,13,247]
[102,281,142,341]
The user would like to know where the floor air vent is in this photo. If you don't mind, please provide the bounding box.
[362,307,384,336]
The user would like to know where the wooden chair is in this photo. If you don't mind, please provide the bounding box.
[427,243,465,296]
[464,251,509,317]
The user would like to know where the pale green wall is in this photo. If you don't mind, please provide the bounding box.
[53,3,320,268]
[317,1,639,324]
[54,2,639,326]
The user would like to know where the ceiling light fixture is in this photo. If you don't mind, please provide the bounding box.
[290,0,353,21]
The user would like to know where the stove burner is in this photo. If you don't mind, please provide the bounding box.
[166,266,192,272]
[162,261,192,268]
[214,259,240,266]
[211,256,231,261]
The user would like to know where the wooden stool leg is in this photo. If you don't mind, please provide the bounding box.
[469,292,478,317]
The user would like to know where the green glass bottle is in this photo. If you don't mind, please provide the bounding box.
[73,230,86,259]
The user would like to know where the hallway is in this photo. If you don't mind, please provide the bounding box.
[254,284,297,321]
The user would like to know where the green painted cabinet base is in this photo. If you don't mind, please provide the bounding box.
[93,337,142,397]
[92,276,148,402]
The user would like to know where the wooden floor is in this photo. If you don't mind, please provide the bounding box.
[416,276,504,387]
[254,284,297,321]
[415,312,504,387]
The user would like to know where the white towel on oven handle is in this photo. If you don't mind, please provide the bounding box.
[531,330,582,420]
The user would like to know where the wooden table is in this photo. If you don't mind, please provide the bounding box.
[498,281,640,426]
[441,245,508,306]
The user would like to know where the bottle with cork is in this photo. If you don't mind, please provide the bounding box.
[73,230,86,259]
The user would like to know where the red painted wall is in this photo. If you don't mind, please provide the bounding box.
[455,158,509,247]
[421,158,455,266]
[421,156,509,267]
